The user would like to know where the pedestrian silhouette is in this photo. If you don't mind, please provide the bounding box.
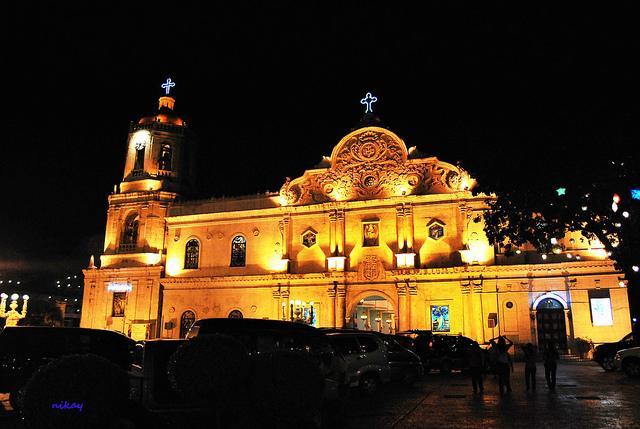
[489,336,513,394]
[467,341,485,394]
[543,340,559,390]
[523,343,537,391]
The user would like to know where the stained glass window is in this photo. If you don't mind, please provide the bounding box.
[230,235,246,267]
[184,239,199,269]
[430,305,450,332]
[429,223,444,240]
[180,310,196,338]
[159,144,172,171]
[302,231,317,248]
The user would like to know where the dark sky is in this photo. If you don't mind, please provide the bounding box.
[2,2,638,280]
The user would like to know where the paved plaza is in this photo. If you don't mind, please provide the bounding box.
[1,362,639,429]
[341,362,640,429]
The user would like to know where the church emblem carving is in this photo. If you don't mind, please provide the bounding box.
[279,127,475,206]
[359,255,384,281]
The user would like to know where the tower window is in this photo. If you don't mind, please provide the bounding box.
[120,213,139,250]
[230,235,246,267]
[184,239,200,269]
[134,147,145,171]
[159,144,172,171]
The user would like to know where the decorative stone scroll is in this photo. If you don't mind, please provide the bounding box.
[279,127,475,206]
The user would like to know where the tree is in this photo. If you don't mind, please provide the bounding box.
[480,156,640,327]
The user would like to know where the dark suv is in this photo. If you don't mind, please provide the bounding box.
[186,318,347,402]
[422,334,477,374]
[593,332,640,371]
[0,326,136,408]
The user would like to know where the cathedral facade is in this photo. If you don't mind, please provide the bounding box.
[81,91,631,352]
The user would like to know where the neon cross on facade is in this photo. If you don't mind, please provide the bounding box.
[161,78,176,95]
[360,92,378,114]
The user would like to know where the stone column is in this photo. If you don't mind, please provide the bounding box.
[336,283,346,328]
[272,287,281,321]
[280,215,291,260]
[329,209,337,255]
[461,281,472,338]
[280,288,290,322]
[404,203,414,251]
[471,282,484,343]
[396,204,405,252]
[408,282,419,329]
[327,282,337,327]
[397,282,409,331]
[336,209,345,255]
[564,308,574,353]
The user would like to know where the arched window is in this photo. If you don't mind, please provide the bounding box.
[184,239,200,269]
[121,213,139,249]
[180,310,196,338]
[230,235,246,267]
[159,144,172,171]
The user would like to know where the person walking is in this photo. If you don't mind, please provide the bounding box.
[543,340,559,391]
[468,341,485,394]
[523,343,537,391]
[490,336,513,394]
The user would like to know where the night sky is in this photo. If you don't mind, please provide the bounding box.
[3,2,638,284]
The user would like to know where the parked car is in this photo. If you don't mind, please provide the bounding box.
[323,331,391,395]
[372,332,423,384]
[128,339,189,411]
[0,326,136,409]
[614,346,640,378]
[593,332,640,371]
[422,334,477,374]
[396,329,433,365]
[186,318,348,402]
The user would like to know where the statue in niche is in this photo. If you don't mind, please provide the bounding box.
[363,223,379,247]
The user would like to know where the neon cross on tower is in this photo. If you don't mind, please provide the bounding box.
[360,92,378,113]
[161,78,176,95]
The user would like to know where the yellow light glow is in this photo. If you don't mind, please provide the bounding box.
[269,257,289,272]
[166,258,181,276]
[145,253,161,265]
[327,256,346,272]
[395,253,415,268]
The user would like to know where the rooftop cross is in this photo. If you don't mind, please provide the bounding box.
[360,92,378,114]
[161,78,176,95]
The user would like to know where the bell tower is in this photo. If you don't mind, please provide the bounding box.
[120,78,196,194]
[97,78,197,266]
[82,79,196,339]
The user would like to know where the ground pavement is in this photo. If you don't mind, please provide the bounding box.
[1,362,638,428]
[340,361,640,429]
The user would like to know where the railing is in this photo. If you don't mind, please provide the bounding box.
[118,243,137,253]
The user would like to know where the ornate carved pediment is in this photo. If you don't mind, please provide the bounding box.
[279,127,475,206]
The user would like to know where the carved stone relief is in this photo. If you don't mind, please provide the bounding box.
[279,127,475,206]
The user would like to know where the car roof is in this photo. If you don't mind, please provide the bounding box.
[193,318,321,334]
[0,326,133,340]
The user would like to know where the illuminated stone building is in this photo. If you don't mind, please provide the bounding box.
[81,88,631,351]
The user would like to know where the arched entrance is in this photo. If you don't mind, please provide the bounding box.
[348,295,396,334]
[536,297,567,351]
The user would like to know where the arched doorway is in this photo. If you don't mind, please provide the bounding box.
[349,295,395,334]
[536,297,567,351]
